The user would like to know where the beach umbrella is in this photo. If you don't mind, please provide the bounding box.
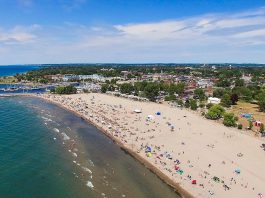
[134,109,142,113]
[156,112,161,115]
[177,170,184,175]
[192,180,197,185]
[147,152,152,157]
[147,115,154,120]
[235,169,241,174]
[145,146,152,153]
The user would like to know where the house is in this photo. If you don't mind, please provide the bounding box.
[44,74,64,81]
[175,76,190,83]
[63,74,79,81]
[63,74,105,82]
[197,79,213,88]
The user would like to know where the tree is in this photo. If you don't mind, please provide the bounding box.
[39,78,48,84]
[194,88,206,101]
[216,79,231,87]
[54,85,77,94]
[213,88,224,98]
[144,83,159,101]
[164,94,176,101]
[230,93,239,105]
[101,84,109,93]
[257,92,265,112]
[221,94,232,107]
[205,104,225,120]
[248,120,253,130]
[120,83,134,94]
[260,123,264,133]
[175,83,185,95]
[235,79,244,87]
[189,99,198,110]
[223,113,236,127]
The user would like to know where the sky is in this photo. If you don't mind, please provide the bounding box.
[1,0,265,64]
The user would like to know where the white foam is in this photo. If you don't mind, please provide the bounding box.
[86,181,94,189]
[88,159,95,167]
[53,128,60,133]
[53,137,56,140]
[41,116,52,122]
[82,167,92,174]
[72,152,78,157]
[61,132,70,140]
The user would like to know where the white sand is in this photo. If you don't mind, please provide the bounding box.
[38,93,265,198]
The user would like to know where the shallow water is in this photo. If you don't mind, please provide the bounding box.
[0,96,180,198]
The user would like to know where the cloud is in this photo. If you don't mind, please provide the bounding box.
[0,25,38,44]
[2,6,265,64]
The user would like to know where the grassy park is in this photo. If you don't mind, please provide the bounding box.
[229,101,265,132]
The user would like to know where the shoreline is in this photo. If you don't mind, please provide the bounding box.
[32,94,192,198]
[3,93,265,198]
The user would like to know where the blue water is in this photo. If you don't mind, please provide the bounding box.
[0,96,180,198]
[0,65,39,76]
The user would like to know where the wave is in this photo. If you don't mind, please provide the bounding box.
[41,116,52,122]
[61,132,70,140]
[82,167,92,174]
[53,128,60,133]
[86,181,94,189]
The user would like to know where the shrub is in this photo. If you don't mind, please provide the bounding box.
[206,103,213,109]
[177,99,183,106]
[101,84,109,93]
[248,121,253,130]
[164,94,176,101]
[54,85,77,94]
[190,99,198,111]
[260,123,264,133]
[205,104,225,120]
[238,124,243,129]
[184,100,190,108]
[199,102,205,108]
[221,94,232,108]
[223,113,237,127]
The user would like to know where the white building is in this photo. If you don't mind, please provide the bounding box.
[207,97,221,104]
[63,74,105,82]
[197,79,213,88]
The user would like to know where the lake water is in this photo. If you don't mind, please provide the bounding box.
[0,65,39,77]
[0,96,180,198]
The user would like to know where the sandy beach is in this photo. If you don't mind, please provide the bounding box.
[37,93,265,198]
